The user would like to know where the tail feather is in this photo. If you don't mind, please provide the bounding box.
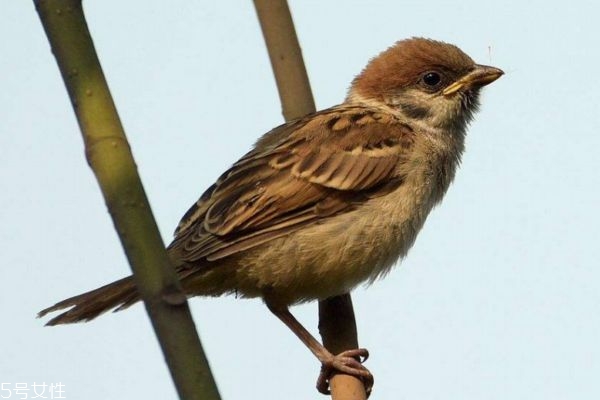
[38,276,138,326]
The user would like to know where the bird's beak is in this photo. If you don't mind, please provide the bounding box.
[442,65,504,96]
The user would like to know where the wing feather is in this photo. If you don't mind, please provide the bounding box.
[169,106,415,263]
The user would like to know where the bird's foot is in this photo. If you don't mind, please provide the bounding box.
[316,348,373,396]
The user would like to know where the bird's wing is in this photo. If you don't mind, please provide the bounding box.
[169,106,415,262]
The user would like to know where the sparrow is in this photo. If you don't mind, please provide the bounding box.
[39,37,503,395]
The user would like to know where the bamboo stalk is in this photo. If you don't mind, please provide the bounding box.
[34,1,220,399]
[253,1,368,398]
[319,294,369,398]
[253,0,315,120]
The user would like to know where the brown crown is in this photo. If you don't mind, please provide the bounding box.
[351,38,476,100]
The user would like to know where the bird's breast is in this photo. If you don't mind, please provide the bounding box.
[220,136,462,305]
[234,169,441,305]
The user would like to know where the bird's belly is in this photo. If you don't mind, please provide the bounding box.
[232,180,438,305]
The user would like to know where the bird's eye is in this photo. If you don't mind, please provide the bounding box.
[421,71,442,88]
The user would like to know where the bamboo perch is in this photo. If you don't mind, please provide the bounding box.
[34,2,220,399]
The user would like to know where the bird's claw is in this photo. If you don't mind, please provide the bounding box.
[316,348,374,396]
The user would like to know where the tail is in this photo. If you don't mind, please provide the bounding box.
[38,276,139,326]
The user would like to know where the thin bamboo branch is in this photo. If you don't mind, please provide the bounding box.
[34,1,220,399]
[253,1,368,398]
[253,0,315,120]
[319,294,368,398]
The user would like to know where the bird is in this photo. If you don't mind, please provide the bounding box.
[39,37,503,395]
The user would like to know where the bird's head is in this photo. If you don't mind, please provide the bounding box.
[348,37,503,133]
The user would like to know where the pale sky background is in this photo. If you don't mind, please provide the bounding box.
[2,1,600,399]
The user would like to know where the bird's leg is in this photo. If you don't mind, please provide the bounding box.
[266,302,373,395]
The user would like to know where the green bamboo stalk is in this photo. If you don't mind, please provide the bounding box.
[252,1,368,398]
[34,1,220,399]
